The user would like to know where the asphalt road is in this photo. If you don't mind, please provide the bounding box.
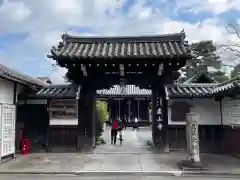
[0,175,239,180]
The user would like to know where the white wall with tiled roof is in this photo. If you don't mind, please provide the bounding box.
[0,78,15,104]
[0,77,26,159]
[0,77,26,105]
[222,98,240,126]
[168,98,221,125]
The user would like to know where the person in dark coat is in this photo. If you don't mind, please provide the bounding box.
[111,119,118,145]
[122,116,127,129]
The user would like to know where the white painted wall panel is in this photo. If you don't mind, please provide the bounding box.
[49,119,78,126]
[0,78,14,104]
[168,99,221,125]
[222,98,240,125]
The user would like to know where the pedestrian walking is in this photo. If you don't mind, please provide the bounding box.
[123,116,127,129]
[133,116,139,130]
[117,117,124,144]
[111,119,118,145]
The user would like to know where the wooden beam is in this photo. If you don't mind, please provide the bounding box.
[158,63,163,76]
[119,64,124,76]
[151,88,157,147]
[81,64,88,76]
[13,82,17,104]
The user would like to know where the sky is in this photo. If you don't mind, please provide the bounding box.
[0,0,240,84]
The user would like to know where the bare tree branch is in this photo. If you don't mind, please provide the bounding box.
[220,43,240,48]
[225,23,240,39]
[46,63,58,78]
[218,22,240,63]
[220,44,240,55]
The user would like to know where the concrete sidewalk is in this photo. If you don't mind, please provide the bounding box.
[0,152,240,177]
[1,128,240,177]
[0,152,180,175]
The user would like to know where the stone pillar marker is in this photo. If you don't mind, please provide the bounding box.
[178,112,207,170]
[186,112,200,163]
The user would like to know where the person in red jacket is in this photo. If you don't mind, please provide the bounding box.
[111,119,119,145]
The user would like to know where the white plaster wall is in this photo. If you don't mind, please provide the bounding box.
[0,78,26,104]
[50,119,78,126]
[0,78,14,104]
[222,98,240,125]
[26,99,47,104]
[168,98,221,125]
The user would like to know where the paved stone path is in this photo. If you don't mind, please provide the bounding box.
[94,126,154,154]
[102,125,152,146]
[0,126,240,176]
[0,127,180,173]
[1,175,239,180]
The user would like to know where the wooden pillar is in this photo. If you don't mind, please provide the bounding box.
[91,93,96,148]
[77,85,96,150]
[76,86,81,150]
[108,100,112,122]
[219,99,224,151]
[46,100,50,152]
[118,100,121,119]
[77,93,83,150]
[13,82,17,104]
[45,127,50,152]
[162,87,169,152]
[148,100,150,123]
[151,88,157,147]
[127,100,131,121]
[137,99,140,120]
[211,127,215,150]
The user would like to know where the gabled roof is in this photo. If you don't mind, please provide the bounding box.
[213,75,240,94]
[183,73,217,84]
[0,64,48,87]
[24,83,217,99]
[48,30,192,59]
[30,84,78,99]
[36,77,52,84]
[166,83,217,98]
[97,85,151,97]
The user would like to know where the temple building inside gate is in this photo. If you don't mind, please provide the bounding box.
[97,85,151,125]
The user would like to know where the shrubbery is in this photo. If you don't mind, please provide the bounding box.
[95,101,108,145]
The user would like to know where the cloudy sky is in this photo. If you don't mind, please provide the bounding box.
[0,0,240,84]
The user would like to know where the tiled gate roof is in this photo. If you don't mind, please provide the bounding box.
[167,84,216,98]
[213,76,240,94]
[97,85,151,96]
[49,31,192,59]
[27,83,218,99]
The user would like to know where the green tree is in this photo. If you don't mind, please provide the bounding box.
[231,64,240,78]
[182,40,229,82]
[212,71,229,82]
[95,101,108,145]
[190,40,222,69]
[96,100,108,124]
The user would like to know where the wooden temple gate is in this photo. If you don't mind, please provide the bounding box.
[48,31,192,151]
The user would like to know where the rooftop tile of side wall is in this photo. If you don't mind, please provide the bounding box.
[168,98,221,125]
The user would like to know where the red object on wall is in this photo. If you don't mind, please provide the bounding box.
[21,138,30,155]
